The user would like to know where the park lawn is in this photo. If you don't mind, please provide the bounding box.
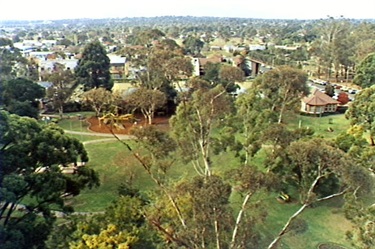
[286,113,351,140]
[257,195,353,249]
[57,116,92,132]
[67,111,358,247]
[69,140,155,212]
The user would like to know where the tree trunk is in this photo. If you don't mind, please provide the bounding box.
[59,106,64,119]
[370,136,375,146]
[213,207,221,249]
[267,204,309,249]
[3,202,16,226]
[230,192,252,249]
[199,139,211,177]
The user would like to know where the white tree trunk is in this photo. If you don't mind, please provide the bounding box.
[230,192,252,248]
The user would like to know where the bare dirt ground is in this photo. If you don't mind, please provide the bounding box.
[87,114,170,135]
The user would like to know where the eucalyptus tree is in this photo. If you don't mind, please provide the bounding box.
[310,17,354,80]
[126,87,167,125]
[345,86,375,146]
[170,84,234,177]
[0,38,28,81]
[353,53,375,89]
[253,65,309,124]
[351,22,375,66]
[44,62,75,118]
[268,138,372,249]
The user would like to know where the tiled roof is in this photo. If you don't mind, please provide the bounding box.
[302,89,340,106]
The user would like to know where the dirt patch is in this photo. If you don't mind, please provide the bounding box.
[86,114,170,135]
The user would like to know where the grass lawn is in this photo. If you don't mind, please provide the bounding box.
[258,197,353,248]
[286,112,351,140]
[64,112,359,247]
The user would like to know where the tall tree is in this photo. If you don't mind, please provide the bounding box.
[75,40,112,90]
[218,65,245,93]
[345,86,375,146]
[170,85,233,176]
[44,63,75,118]
[353,53,375,89]
[0,111,99,249]
[268,138,371,249]
[310,17,354,81]
[235,88,277,164]
[253,65,309,123]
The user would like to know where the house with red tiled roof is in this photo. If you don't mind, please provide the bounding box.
[301,89,340,115]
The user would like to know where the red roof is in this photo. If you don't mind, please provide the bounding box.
[302,89,340,106]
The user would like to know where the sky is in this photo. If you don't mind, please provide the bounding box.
[1,0,374,21]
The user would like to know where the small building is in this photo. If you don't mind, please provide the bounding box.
[108,55,127,80]
[301,89,340,115]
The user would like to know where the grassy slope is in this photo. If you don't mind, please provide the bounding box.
[63,113,356,247]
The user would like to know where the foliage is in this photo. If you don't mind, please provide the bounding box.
[182,35,204,55]
[126,87,166,125]
[82,87,121,117]
[170,85,234,176]
[253,65,309,123]
[2,77,45,118]
[0,39,28,81]
[235,88,278,163]
[69,196,158,249]
[345,196,375,249]
[43,62,75,117]
[353,53,375,88]
[75,40,112,90]
[0,111,99,248]
[324,84,335,97]
[201,63,244,93]
[337,92,349,105]
[345,86,375,145]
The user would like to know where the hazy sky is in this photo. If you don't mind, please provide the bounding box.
[1,0,374,20]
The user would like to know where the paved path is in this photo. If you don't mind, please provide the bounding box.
[64,130,135,140]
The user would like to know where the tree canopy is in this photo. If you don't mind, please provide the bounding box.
[353,53,375,89]
[345,86,375,146]
[75,40,112,90]
[253,65,309,123]
[0,111,99,248]
[2,78,45,118]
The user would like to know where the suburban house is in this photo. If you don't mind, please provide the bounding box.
[301,89,340,115]
[108,55,127,81]
[191,55,224,76]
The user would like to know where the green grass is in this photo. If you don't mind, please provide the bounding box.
[286,113,350,140]
[259,198,353,249]
[65,112,358,247]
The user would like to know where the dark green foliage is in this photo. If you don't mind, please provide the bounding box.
[353,53,375,88]
[345,86,375,146]
[325,83,335,97]
[75,40,112,90]
[0,111,99,249]
[2,77,45,118]
[182,35,204,55]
